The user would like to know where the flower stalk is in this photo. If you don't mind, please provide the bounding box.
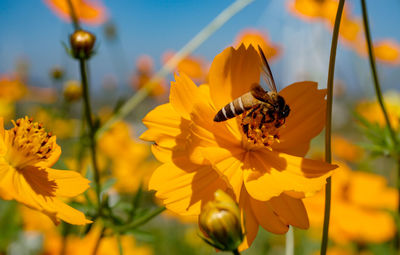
[66,0,102,213]
[321,0,345,254]
[360,0,400,248]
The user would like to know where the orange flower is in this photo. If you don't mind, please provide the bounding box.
[0,74,27,102]
[163,51,208,81]
[131,55,166,97]
[141,45,337,250]
[0,117,91,225]
[288,0,362,46]
[234,29,281,61]
[44,0,107,25]
[99,121,157,193]
[305,162,396,244]
[356,91,400,130]
[355,39,400,66]
[40,225,153,255]
[332,135,364,162]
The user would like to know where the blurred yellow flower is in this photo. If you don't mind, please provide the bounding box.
[41,226,153,255]
[355,39,400,66]
[0,117,91,225]
[305,162,396,244]
[141,45,337,250]
[288,0,362,46]
[131,55,166,97]
[0,100,15,122]
[163,51,208,81]
[356,91,400,130]
[234,29,281,61]
[32,108,78,139]
[99,121,157,193]
[43,0,108,25]
[0,74,27,102]
[332,135,364,162]
[63,80,82,102]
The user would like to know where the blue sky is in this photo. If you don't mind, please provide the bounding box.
[0,0,399,94]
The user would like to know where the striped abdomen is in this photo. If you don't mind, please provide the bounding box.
[213,92,259,122]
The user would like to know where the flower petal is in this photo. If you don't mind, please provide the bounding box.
[200,146,244,201]
[189,101,242,164]
[243,150,336,201]
[238,188,259,251]
[269,193,309,229]
[46,168,90,197]
[170,73,201,120]
[272,81,327,156]
[149,161,227,216]
[141,103,191,152]
[209,44,261,110]
[249,195,289,234]
[51,199,92,225]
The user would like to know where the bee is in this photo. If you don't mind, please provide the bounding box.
[213,46,290,130]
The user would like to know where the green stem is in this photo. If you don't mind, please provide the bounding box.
[79,58,102,212]
[95,0,255,138]
[321,0,345,254]
[360,0,400,249]
[66,0,80,30]
[114,207,166,233]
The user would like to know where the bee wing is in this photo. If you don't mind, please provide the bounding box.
[250,83,271,103]
[258,45,277,93]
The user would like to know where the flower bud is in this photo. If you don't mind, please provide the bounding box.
[199,190,244,251]
[63,80,82,102]
[50,66,64,81]
[70,30,96,59]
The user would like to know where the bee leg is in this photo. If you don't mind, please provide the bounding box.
[259,112,266,129]
[266,110,275,123]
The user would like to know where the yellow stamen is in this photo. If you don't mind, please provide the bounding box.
[5,117,57,169]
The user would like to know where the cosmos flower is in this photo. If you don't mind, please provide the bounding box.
[0,117,91,225]
[141,45,337,250]
[234,29,281,61]
[356,91,400,130]
[305,162,396,244]
[131,55,166,97]
[332,135,364,162]
[99,121,157,193]
[163,51,209,81]
[43,0,107,25]
[355,39,400,66]
[0,74,27,102]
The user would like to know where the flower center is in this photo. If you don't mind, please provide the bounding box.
[240,105,286,149]
[5,117,56,169]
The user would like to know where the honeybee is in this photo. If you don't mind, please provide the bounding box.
[213,46,290,130]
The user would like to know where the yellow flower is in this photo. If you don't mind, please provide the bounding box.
[356,91,400,130]
[305,162,396,244]
[131,55,166,97]
[355,39,400,66]
[332,135,364,162]
[63,80,82,102]
[41,225,153,255]
[141,45,337,250]
[163,51,208,81]
[0,74,27,102]
[234,29,281,61]
[32,107,78,139]
[43,0,108,25]
[99,121,157,193]
[0,117,91,225]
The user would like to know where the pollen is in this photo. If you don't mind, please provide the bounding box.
[240,105,285,149]
[5,116,57,169]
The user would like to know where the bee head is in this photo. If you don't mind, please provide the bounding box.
[276,95,290,119]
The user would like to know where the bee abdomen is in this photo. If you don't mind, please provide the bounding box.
[214,94,253,122]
